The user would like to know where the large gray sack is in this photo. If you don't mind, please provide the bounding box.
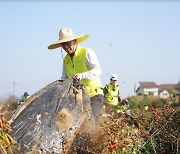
[8,78,94,153]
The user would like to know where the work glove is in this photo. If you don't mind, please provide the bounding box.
[102,87,108,95]
[72,73,82,80]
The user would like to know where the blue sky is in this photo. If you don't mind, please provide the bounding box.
[0,1,180,99]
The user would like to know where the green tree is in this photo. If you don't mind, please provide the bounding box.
[167,87,174,102]
[167,87,174,95]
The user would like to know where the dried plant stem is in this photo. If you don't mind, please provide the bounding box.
[141,111,176,149]
[150,137,157,154]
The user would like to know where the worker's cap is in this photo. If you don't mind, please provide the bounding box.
[110,74,118,81]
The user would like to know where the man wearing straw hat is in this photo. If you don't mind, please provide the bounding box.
[48,27,104,124]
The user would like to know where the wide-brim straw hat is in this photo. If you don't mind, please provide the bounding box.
[48,27,89,50]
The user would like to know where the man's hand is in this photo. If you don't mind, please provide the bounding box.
[116,96,121,102]
[72,74,82,80]
[72,74,79,79]
[103,87,108,95]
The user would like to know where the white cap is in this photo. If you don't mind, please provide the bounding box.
[110,74,118,81]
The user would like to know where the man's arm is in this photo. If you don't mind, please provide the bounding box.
[77,49,102,80]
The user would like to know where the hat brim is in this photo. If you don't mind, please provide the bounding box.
[48,35,89,50]
[111,79,117,81]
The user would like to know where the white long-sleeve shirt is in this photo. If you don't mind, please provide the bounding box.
[60,47,102,80]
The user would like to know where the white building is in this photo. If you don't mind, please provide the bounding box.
[136,82,158,96]
[136,82,180,98]
[158,84,180,98]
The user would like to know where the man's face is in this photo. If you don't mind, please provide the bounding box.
[61,40,76,55]
[111,80,117,85]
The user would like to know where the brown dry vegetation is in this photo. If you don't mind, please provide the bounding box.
[0,95,180,154]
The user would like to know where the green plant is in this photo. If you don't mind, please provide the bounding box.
[0,116,14,154]
[128,95,168,110]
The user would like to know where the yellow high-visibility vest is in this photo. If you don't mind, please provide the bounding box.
[104,83,119,106]
[64,46,103,98]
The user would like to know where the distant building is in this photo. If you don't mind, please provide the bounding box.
[136,82,158,96]
[159,84,180,98]
[136,81,180,98]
